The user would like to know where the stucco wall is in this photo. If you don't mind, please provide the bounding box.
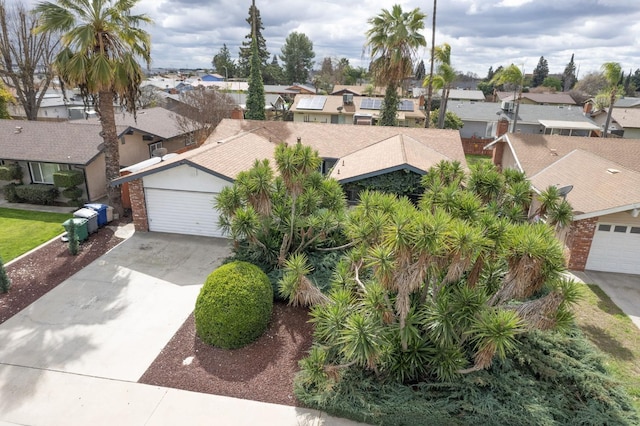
[85,154,107,201]
[142,164,231,193]
[119,133,151,167]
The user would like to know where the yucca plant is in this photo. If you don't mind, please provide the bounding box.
[279,253,328,307]
[467,308,524,371]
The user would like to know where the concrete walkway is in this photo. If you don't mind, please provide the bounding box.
[0,197,76,214]
[0,231,366,426]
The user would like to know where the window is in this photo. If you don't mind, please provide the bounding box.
[149,141,163,156]
[598,224,611,232]
[630,227,640,234]
[614,225,627,233]
[29,162,69,184]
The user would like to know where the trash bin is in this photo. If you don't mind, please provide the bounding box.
[63,218,89,242]
[74,208,99,234]
[84,203,108,227]
[106,206,114,223]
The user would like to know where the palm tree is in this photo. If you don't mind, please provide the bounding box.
[34,0,152,214]
[601,62,622,138]
[424,0,437,128]
[366,4,426,126]
[423,43,455,129]
[491,64,524,133]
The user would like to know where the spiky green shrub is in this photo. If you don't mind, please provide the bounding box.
[0,163,22,182]
[0,256,11,293]
[195,261,273,349]
[53,169,84,188]
[14,184,58,205]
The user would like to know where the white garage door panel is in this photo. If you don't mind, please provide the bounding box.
[586,223,640,274]
[145,188,224,238]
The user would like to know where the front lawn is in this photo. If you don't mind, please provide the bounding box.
[0,208,72,262]
[575,283,640,413]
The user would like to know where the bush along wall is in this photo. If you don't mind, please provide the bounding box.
[53,169,84,206]
[14,184,59,205]
[0,163,23,182]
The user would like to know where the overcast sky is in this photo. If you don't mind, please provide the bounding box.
[15,0,640,78]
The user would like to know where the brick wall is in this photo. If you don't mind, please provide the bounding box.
[128,178,149,232]
[566,217,598,270]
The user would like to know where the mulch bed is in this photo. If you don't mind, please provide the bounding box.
[0,223,127,325]
[139,302,314,406]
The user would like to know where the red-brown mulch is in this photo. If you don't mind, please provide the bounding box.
[139,302,314,406]
[0,223,127,325]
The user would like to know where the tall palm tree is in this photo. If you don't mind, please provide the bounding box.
[423,43,455,129]
[424,0,437,128]
[366,4,426,126]
[34,0,152,214]
[601,62,622,138]
[491,64,524,133]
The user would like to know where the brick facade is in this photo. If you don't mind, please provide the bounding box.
[566,217,598,270]
[128,178,149,232]
[461,137,494,156]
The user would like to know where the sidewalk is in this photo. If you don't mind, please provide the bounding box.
[0,197,76,214]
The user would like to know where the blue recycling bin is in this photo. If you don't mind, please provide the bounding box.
[74,208,99,234]
[84,203,108,227]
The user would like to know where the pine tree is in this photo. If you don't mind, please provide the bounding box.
[0,255,11,293]
[532,56,549,87]
[561,54,577,92]
[415,60,426,81]
[486,66,495,81]
[237,1,269,78]
[212,44,235,78]
[379,85,399,126]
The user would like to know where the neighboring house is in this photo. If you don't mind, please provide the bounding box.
[8,89,89,121]
[264,85,300,102]
[288,83,316,95]
[590,108,640,139]
[485,133,640,275]
[112,119,466,238]
[331,85,387,97]
[73,107,196,164]
[230,93,287,118]
[613,97,640,109]
[452,102,600,139]
[290,95,426,127]
[411,88,486,102]
[496,92,577,106]
[200,74,224,82]
[0,119,107,202]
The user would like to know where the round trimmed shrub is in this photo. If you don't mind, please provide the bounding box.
[195,261,273,349]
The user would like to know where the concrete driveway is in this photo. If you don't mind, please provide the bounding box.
[0,232,230,381]
[572,270,640,330]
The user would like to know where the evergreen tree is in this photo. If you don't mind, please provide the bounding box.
[212,44,235,79]
[561,54,577,91]
[632,68,640,91]
[263,54,283,85]
[237,1,269,78]
[379,85,399,126]
[485,65,495,81]
[246,37,265,120]
[67,220,79,255]
[280,32,315,84]
[0,80,12,119]
[415,60,426,81]
[0,255,10,293]
[532,56,549,87]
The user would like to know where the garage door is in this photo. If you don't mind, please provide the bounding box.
[145,188,225,238]
[586,223,640,274]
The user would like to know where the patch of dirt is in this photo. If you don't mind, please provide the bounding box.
[139,303,314,406]
[0,221,128,324]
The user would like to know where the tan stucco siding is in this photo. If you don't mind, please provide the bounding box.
[85,154,107,201]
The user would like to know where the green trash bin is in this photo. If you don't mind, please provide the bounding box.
[63,218,89,242]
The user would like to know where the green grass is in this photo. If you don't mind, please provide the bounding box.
[465,154,492,167]
[575,283,640,413]
[0,208,72,262]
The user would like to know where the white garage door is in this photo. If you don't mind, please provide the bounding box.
[586,223,640,274]
[145,188,225,238]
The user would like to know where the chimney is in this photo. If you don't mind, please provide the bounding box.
[231,107,244,120]
[496,117,509,137]
[492,141,505,169]
[583,102,593,115]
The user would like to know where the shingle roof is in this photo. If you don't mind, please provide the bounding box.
[330,85,387,96]
[329,134,449,182]
[613,97,640,108]
[114,119,466,184]
[609,108,640,129]
[529,149,640,218]
[497,133,640,175]
[73,107,186,139]
[0,119,103,165]
[452,102,596,126]
[290,95,425,120]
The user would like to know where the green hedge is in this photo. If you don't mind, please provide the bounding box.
[53,169,84,188]
[62,186,83,200]
[0,163,22,181]
[195,261,273,349]
[14,184,59,205]
[3,183,21,203]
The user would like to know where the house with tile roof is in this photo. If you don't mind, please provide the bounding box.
[485,133,640,275]
[0,107,197,204]
[112,119,466,237]
[290,94,426,127]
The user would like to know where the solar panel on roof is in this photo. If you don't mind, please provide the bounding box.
[361,98,382,110]
[297,96,327,110]
[398,100,414,111]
